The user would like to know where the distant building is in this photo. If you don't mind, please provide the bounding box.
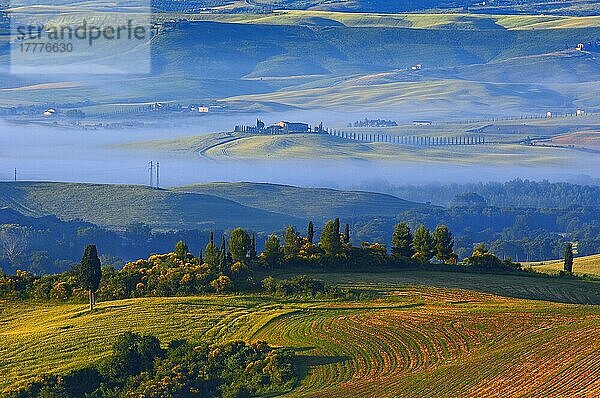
[275,121,309,133]
[413,120,432,126]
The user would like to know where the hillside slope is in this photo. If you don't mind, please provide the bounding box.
[0,182,301,231]
[175,182,428,221]
[529,253,600,276]
[1,278,599,395]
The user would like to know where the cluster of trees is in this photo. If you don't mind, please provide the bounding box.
[261,275,351,299]
[0,220,521,305]
[7,332,296,398]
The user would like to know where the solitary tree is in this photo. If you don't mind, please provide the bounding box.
[76,245,102,311]
[204,232,220,269]
[307,221,314,244]
[412,224,434,263]
[320,219,341,256]
[564,243,574,273]
[229,228,252,263]
[174,240,189,261]
[433,225,455,263]
[391,222,414,258]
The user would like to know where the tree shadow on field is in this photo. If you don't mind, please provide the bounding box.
[293,348,350,381]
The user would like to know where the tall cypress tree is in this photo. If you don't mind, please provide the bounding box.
[76,245,102,311]
[307,221,314,244]
[320,219,341,257]
[343,223,350,244]
[564,243,574,273]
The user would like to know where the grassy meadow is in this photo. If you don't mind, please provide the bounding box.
[1,270,599,396]
[528,254,600,276]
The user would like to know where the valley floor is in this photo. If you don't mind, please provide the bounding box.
[1,271,599,397]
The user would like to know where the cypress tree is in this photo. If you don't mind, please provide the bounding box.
[320,219,341,256]
[564,243,574,273]
[76,245,102,311]
[307,221,314,244]
[343,223,350,244]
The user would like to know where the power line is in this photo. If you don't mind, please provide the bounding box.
[148,161,154,187]
[156,161,160,189]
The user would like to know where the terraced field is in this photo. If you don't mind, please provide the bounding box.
[1,274,599,396]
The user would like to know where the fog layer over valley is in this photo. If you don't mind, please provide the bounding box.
[1,116,599,188]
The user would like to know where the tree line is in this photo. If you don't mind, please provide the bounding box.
[1,219,526,308]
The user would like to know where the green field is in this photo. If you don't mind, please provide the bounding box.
[1,270,599,396]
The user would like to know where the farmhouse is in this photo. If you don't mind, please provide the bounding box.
[274,121,309,133]
[234,119,314,134]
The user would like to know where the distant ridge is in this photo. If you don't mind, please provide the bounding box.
[175,181,429,221]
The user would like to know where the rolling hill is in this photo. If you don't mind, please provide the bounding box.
[1,272,599,395]
[0,181,429,230]
[133,130,597,166]
[1,10,599,116]
[175,182,429,221]
[528,253,600,276]
[0,182,302,231]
